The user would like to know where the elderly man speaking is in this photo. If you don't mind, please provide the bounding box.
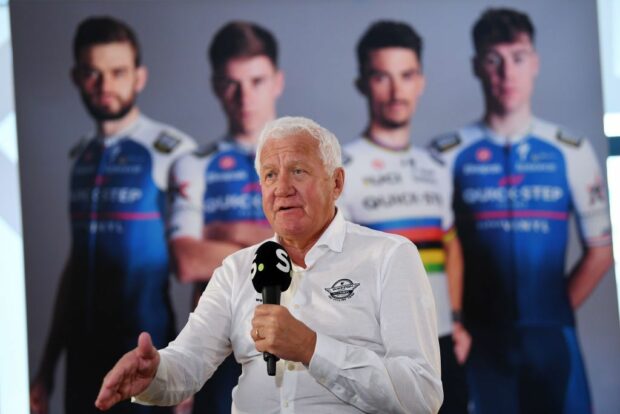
[95,116,443,413]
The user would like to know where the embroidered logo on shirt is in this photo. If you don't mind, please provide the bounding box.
[325,278,360,301]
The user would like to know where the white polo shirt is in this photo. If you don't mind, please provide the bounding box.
[136,209,442,413]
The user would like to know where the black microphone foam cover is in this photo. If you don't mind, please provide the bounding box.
[251,241,292,293]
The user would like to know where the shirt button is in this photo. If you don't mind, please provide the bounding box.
[287,362,295,371]
[293,304,300,310]
[283,400,289,408]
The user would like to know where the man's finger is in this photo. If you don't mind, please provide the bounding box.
[137,332,155,359]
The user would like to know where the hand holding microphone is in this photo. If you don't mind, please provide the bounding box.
[250,241,317,375]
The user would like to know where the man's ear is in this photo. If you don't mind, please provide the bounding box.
[332,167,345,199]
[273,69,285,98]
[472,56,482,80]
[355,76,368,96]
[71,66,80,87]
[135,65,148,93]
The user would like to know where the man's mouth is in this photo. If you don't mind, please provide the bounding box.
[277,205,298,212]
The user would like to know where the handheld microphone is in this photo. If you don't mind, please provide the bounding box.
[251,241,292,376]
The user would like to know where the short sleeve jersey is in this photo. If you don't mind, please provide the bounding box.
[338,137,454,336]
[430,118,611,328]
[168,138,267,241]
[68,114,196,349]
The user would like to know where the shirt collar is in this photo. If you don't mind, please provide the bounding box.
[96,114,145,146]
[275,207,346,269]
[477,117,541,146]
[221,135,257,155]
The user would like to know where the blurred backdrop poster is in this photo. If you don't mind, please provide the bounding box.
[10,0,619,413]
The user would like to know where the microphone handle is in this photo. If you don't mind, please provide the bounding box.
[262,286,281,376]
[262,285,281,305]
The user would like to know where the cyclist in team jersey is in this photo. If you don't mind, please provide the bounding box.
[338,21,470,414]
[167,22,283,414]
[29,16,196,414]
[430,8,613,414]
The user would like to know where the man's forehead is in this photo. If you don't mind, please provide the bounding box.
[217,55,276,78]
[366,47,420,69]
[260,134,319,162]
[78,42,136,65]
[480,33,534,54]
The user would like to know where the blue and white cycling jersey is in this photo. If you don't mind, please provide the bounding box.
[168,137,267,241]
[69,114,195,350]
[430,118,611,328]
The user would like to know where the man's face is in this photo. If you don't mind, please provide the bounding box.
[213,56,284,137]
[474,33,539,115]
[259,133,344,244]
[359,47,425,129]
[73,42,146,121]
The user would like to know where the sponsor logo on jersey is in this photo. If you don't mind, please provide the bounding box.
[411,167,437,184]
[476,148,492,162]
[514,162,557,173]
[588,176,606,205]
[71,187,143,204]
[498,175,524,186]
[462,185,564,204]
[462,163,502,175]
[517,143,530,161]
[400,157,416,168]
[363,192,443,209]
[88,220,125,234]
[154,132,181,153]
[477,218,551,234]
[362,172,402,186]
[219,155,237,170]
[204,193,262,213]
[172,179,190,200]
[556,130,582,147]
[206,170,249,184]
[430,133,461,153]
[325,278,360,301]
[372,159,385,170]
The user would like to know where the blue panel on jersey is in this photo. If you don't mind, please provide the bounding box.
[203,149,265,223]
[454,137,574,327]
[69,138,172,350]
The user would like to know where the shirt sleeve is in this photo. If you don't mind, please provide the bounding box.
[133,256,237,406]
[167,154,205,240]
[307,241,443,413]
[565,138,612,247]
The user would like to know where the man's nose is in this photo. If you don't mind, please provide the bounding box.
[274,172,293,196]
[499,60,515,80]
[97,73,113,93]
[237,83,254,107]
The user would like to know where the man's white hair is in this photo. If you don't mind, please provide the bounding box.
[254,116,343,176]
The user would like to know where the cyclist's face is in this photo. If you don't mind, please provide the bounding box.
[359,47,425,129]
[213,56,284,138]
[474,33,539,115]
[73,42,146,121]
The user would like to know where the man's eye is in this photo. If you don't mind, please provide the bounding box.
[513,52,528,64]
[81,69,99,80]
[113,68,128,78]
[371,73,388,83]
[483,54,502,67]
[293,168,304,175]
